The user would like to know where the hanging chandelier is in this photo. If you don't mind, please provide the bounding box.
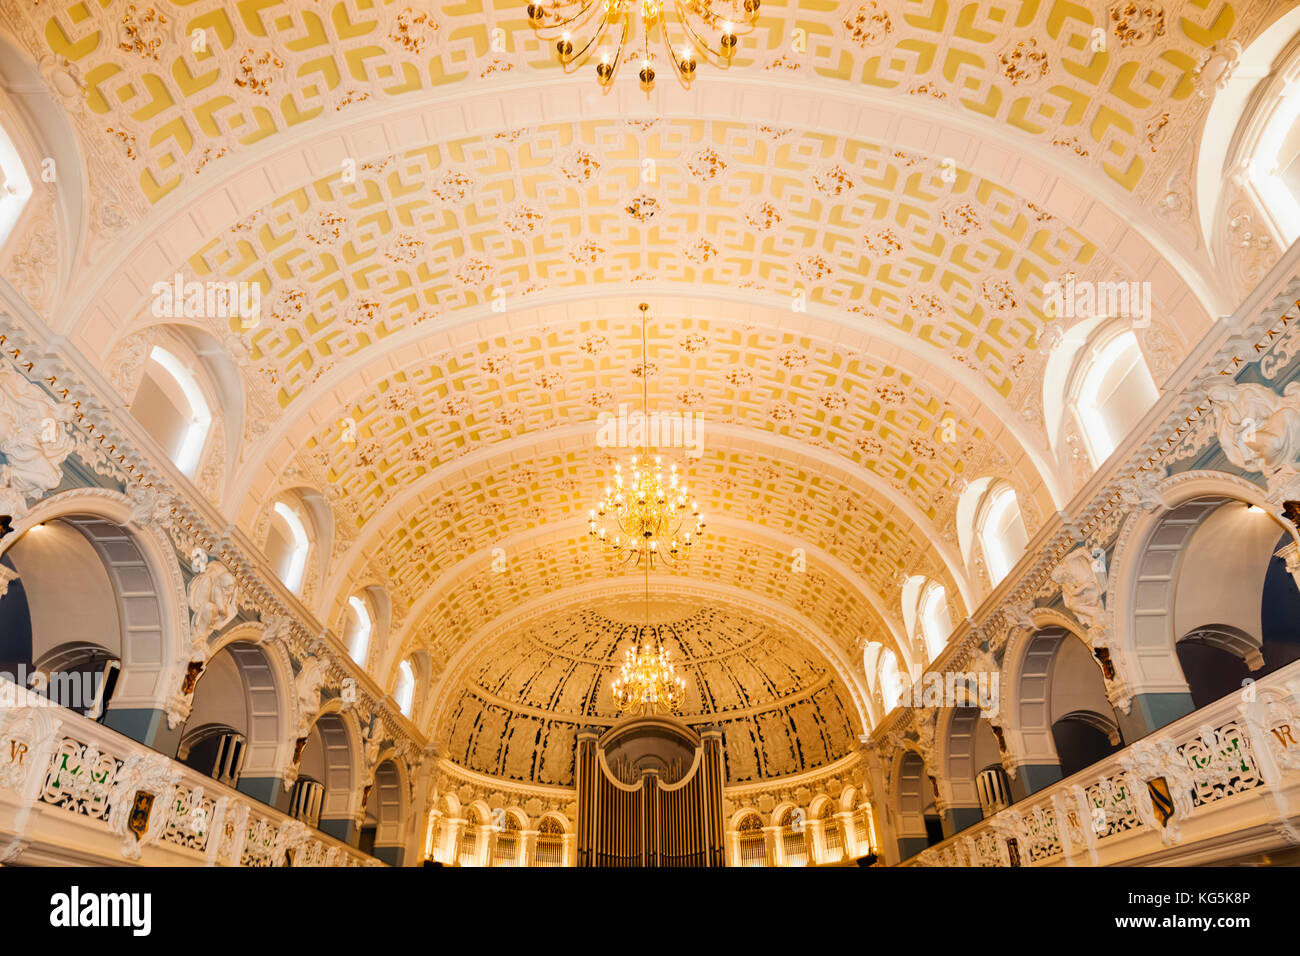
[588,303,705,569]
[525,0,761,92]
[589,454,703,567]
[612,627,686,715]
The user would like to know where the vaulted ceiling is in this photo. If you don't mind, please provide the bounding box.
[2,0,1290,748]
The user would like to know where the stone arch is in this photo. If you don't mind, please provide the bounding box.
[936,703,1005,835]
[1000,614,1124,796]
[182,633,295,806]
[367,757,410,867]
[891,746,935,861]
[1108,472,1297,717]
[298,706,363,845]
[0,489,187,748]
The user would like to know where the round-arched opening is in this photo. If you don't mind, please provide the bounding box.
[896,750,941,860]
[0,513,170,729]
[180,642,287,801]
[1019,629,1123,780]
[363,758,407,866]
[1160,499,1300,708]
[944,706,1008,830]
[295,712,358,843]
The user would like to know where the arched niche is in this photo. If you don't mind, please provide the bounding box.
[364,758,409,867]
[0,496,184,748]
[181,639,293,810]
[296,710,362,845]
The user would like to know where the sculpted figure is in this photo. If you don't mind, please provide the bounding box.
[0,368,76,516]
[1051,548,1106,632]
[1207,382,1300,478]
[188,560,239,642]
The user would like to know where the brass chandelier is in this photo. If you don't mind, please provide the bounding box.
[612,557,687,714]
[611,621,687,715]
[525,0,760,92]
[588,303,704,569]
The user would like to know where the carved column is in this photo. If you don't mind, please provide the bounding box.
[520,829,539,867]
[835,810,857,859]
[804,818,825,865]
[763,825,783,867]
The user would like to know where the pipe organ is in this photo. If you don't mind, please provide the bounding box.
[576,717,725,867]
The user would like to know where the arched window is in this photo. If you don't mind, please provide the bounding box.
[0,119,33,249]
[1073,330,1158,466]
[535,817,565,867]
[268,501,310,594]
[879,649,903,713]
[977,484,1028,585]
[345,595,373,665]
[395,658,416,717]
[131,345,213,477]
[779,808,808,866]
[736,813,766,867]
[919,583,952,661]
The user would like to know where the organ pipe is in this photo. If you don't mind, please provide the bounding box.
[576,717,725,867]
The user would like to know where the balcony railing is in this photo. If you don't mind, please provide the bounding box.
[0,682,382,867]
[903,658,1300,867]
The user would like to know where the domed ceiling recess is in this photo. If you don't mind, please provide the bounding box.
[441,600,858,786]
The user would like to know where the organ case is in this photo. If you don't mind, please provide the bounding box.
[575,716,725,867]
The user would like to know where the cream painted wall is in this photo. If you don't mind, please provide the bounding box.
[8,521,121,662]
[1173,504,1282,648]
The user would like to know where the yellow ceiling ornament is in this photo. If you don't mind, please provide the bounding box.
[526,0,760,92]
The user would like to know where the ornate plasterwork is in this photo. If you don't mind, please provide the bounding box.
[1207,381,1300,500]
[441,602,859,787]
[1,0,1272,212]
[179,119,1154,419]
[0,366,77,518]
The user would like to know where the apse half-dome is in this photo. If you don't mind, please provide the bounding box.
[440,600,860,787]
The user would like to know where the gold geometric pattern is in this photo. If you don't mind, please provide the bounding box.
[412,528,886,675]
[186,120,1108,404]
[6,0,1275,208]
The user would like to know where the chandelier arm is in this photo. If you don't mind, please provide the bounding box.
[656,14,695,88]
[565,8,628,71]
[534,0,606,36]
[668,7,739,68]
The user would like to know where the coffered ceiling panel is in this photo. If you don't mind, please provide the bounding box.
[5,0,1277,210]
